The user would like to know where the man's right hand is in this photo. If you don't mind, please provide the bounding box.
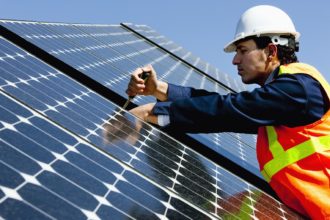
[126,65,158,97]
[126,65,168,101]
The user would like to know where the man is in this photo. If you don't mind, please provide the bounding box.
[126,5,330,218]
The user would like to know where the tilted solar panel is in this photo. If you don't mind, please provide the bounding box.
[0,20,261,184]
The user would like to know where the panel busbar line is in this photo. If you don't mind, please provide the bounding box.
[0,36,303,219]
[0,20,269,195]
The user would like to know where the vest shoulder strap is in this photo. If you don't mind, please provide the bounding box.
[279,63,330,100]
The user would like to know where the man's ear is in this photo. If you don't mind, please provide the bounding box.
[267,44,277,59]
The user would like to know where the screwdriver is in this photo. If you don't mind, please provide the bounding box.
[122,70,150,110]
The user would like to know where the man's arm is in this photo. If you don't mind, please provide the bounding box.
[165,74,326,133]
[130,83,220,126]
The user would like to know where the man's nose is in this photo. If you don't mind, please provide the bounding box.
[232,54,240,65]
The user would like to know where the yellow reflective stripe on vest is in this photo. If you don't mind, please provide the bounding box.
[266,126,285,157]
[261,135,330,182]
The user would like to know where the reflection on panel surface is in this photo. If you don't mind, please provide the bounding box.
[0,36,303,219]
[0,20,260,177]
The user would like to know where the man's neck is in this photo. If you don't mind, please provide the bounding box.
[263,66,280,85]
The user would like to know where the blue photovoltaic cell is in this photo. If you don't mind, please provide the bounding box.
[0,36,303,219]
[0,20,260,177]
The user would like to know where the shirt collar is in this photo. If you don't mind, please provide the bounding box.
[264,66,280,85]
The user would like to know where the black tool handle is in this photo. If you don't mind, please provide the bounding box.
[140,70,150,81]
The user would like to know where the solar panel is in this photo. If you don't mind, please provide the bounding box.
[0,20,261,183]
[0,21,303,218]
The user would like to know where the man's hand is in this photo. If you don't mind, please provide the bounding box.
[126,65,158,97]
[129,102,158,125]
[126,65,168,101]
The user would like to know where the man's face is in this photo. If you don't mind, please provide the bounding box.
[232,39,270,85]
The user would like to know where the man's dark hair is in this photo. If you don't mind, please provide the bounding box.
[236,35,299,65]
[253,36,299,65]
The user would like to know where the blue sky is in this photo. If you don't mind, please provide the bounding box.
[2,0,330,83]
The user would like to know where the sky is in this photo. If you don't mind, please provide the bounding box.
[1,0,330,83]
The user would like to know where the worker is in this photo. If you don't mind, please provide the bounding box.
[126,5,330,219]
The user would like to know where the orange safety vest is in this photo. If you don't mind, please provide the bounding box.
[256,63,330,219]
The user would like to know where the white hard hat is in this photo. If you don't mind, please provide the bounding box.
[224,5,300,52]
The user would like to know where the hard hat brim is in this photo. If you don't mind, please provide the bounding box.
[223,31,300,53]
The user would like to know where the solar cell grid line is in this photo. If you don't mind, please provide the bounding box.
[0,37,303,219]
[0,20,265,189]
[0,91,217,220]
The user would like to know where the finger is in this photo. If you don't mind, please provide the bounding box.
[129,79,146,91]
[141,65,155,76]
[141,65,151,73]
[126,82,146,95]
[131,68,145,83]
